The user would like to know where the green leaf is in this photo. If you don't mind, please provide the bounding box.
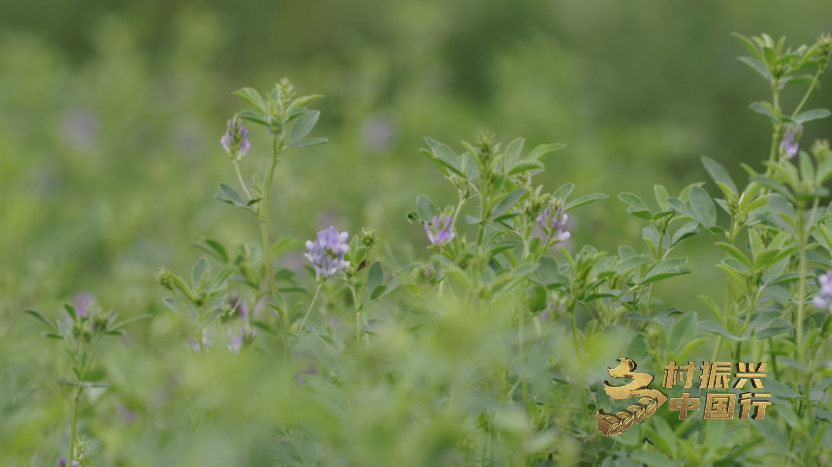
[492,188,526,217]
[192,238,229,263]
[232,87,267,114]
[25,309,58,333]
[765,379,801,398]
[237,110,269,126]
[618,193,649,211]
[507,160,544,175]
[702,156,737,193]
[793,109,831,124]
[108,314,153,332]
[670,222,699,247]
[290,110,320,143]
[537,256,560,285]
[613,256,650,275]
[163,298,189,322]
[524,143,565,161]
[698,321,747,341]
[698,295,723,326]
[287,137,327,149]
[689,186,716,227]
[425,138,463,176]
[504,138,524,169]
[565,193,607,211]
[416,195,436,223]
[653,185,670,211]
[716,243,753,268]
[732,32,765,61]
[217,183,246,207]
[370,285,387,300]
[63,303,77,322]
[367,261,384,296]
[552,183,575,201]
[191,257,210,290]
[208,266,235,293]
[631,450,672,467]
[669,312,697,352]
[749,101,780,121]
[739,57,773,83]
[756,324,793,338]
[810,377,832,402]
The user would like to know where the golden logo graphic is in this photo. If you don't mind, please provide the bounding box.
[596,357,668,436]
[597,358,773,436]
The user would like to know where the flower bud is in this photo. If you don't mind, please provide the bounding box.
[156,268,175,291]
[359,227,379,249]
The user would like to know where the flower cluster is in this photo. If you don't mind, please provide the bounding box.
[424,214,454,246]
[537,200,570,244]
[780,123,803,159]
[220,116,250,161]
[813,270,832,313]
[304,226,350,279]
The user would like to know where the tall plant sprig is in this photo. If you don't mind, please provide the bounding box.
[221,78,326,356]
[25,303,150,464]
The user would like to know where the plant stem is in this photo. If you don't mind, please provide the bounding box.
[299,284,322,331]
[233,161,253,200]
[349,282,361,345]
[796,205,807,361]
[262,133,289,359]
[476,180,488,246]
[68,387,79,460]
[791,69,823,118]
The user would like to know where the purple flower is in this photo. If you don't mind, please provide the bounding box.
[537,201,571,244]
[780,123,803,159]
[57,458,67,467]
[304,226,350,279]
[73,291,94,318]
[227,325,257,353]
[220,116,250,160]
[187,328,217,353]
[424,214,455,246]
[813,270,832,312]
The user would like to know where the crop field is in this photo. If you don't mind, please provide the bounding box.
[2,2,832,466]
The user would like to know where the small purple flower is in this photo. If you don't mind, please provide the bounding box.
[537,201,571,244]
[228,325,257,353]
[57,458,67,467]
[424,214,455,246]
[187,328,216,353]
[304,226,350,279]
[220,116,250,160]
[813,270,832,313]
[780,123,803,159]
[73,291,95,318]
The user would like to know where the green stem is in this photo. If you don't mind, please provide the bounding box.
[791,69,823,118]
[68,388,79,460]
[262,133,289,359]
[476,181,488,246]
[350,282,361,345]
[796,206,807,362]
[518,307,528,415]
[233,161,253,200]
[299,284,322,331]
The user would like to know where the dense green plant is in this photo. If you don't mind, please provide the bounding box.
[15,32,832,467]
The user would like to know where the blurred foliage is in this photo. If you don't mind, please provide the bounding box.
[2,1,832,465]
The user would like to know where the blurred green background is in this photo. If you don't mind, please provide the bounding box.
[2,0,832,464]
